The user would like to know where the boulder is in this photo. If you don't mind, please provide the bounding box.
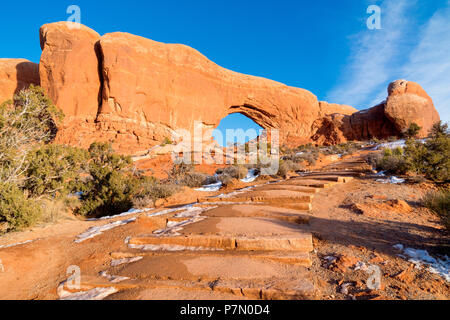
[311,80,440,144]
[385,80,440,137]
[0,59,39,104]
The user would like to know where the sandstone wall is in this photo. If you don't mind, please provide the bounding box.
[0,59,40,104]
[32,22,441,153]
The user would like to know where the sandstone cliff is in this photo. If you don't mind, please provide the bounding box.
[0,58,40,104]
[1,21,438,153]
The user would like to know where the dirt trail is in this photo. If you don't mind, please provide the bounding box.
[0,152,448,300]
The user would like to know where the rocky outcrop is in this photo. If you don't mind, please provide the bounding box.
[39,22,101,123]
[0,59,39,104]
[35,22,440,153]
[318,102,357,116]
[385,80,440,137]
[312,80,440,145]
[95,32,322,151]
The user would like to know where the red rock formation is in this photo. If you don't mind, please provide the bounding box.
[311,80,440,145]
[95,32,322,152]
[318,101,357,116]
[39,22,101,123]
[385,80,440,137]
[35,22,441,153]
[0,59,39,104]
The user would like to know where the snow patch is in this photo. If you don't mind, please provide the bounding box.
[240,168,260,183]
[74,218,136,243]
[394,244,450,282]
[0,239,36,249]
[87,208,152,221]
[195,181,223,192]
[127,243,223,252]
[373,139,426,151]
[110,256,143,267]
[99,271,130,283]
[146,204,195,218]
[58,285,118,300]
[153,206,216,236]
[376,176,405,184]
[373,139,406,150]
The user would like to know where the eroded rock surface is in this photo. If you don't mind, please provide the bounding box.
[311,80,440,145]
[34,22,441,153]
[0,59,39,104]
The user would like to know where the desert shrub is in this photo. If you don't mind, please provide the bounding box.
[375,150,410,175]
[24,144,89,198]
[168,163,213,187]
[322,142,362,156]
[218,174,235,186]
[297,143,316,152]
[372,122,449,182]
[388,136,399,142]
[403,123,421,139]
[283,150,318,166]
[429,121,449,138]
[38,198,77,224]
[181,172,211,187]
[421,127,449,182]
[132,177,179,208]
[77,170,140,217]
[0,183,42,231]
[277,160,302,179]
[392,147,404,156]
[77,142,140,217]
[216,165,248,180]
[422,189,450,231]
[0,85,64,184]
[161,137,173,146]
[367,152,382,169]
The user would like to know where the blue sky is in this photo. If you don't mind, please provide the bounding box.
[1,0,449,144]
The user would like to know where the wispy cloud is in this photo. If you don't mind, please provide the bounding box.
[327,0,415,108]
[327,0,450,123]
[402,2,450,122]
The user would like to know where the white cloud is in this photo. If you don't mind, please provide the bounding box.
[402,2,450,123]
[327,0,450,123]
[327,0,415,108]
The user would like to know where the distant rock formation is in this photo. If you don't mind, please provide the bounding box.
[311,80,440,145]
[1,22,440,153]
[385,80,439,137]
[0,59,40,104]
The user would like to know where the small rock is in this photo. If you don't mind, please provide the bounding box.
[0,222,9,233]
[393,265,415,284]
[385,199,412,213]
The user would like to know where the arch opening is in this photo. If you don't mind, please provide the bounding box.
[212,112,264,147]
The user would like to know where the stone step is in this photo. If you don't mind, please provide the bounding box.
[103,278,315,300]
[237,189,315,200]
[128,234,313,252]
[251,184,321,194]
[199,194,313,204]
[110,250,312,267]
[108,254,313,286]
[298,175,354,183]
[179,216,310,238]
[199,204,311,224]
[278,178,336,188]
